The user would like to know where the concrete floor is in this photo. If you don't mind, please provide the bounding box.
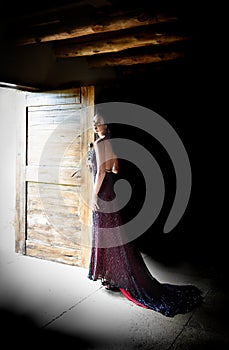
[0,250,228,350]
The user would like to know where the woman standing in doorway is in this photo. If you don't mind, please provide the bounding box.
[87,113,203,317]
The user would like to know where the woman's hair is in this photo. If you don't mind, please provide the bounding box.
[94,113,112,139]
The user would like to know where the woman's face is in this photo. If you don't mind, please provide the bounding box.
[93,115,107,135]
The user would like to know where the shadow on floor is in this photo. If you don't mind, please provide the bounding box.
[0,307,94,349]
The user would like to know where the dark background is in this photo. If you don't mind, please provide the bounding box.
[95,61,217,269]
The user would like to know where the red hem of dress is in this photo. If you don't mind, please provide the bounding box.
[120,288,149,309]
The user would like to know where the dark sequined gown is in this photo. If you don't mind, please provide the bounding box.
[88,144,203,317]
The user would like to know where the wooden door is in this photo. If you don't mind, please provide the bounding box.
[15,87,94,267]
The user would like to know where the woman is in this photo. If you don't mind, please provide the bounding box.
[88,113,203,317]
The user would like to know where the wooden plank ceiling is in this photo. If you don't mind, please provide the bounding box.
[0,0,199,70]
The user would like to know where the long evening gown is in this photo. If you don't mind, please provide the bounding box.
[88,145,203,317]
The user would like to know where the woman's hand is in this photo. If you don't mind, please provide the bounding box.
[92,192,100,211]
[86,158,92,172]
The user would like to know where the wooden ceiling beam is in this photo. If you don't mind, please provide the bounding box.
[17,12,177,46]
[54,30,190,58]
[88,51,185,67]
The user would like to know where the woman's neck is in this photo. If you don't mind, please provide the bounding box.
[97,133,106,139]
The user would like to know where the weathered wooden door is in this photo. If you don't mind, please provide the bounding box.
[15,87,94,267]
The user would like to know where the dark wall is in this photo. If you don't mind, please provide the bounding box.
[94,58,217,269]
[0,43,117,89]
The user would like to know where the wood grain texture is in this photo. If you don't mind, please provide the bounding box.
[55,30,189,57]
[16,87,94,267]
[26,240,81,266]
